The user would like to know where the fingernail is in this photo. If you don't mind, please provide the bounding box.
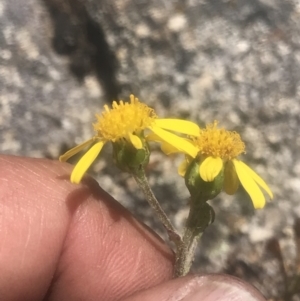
[169,274,266,301]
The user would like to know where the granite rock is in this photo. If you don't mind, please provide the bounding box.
[1,0,300,298]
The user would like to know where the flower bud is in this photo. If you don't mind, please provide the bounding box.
[113,135,150,173]
[185,157,224,201]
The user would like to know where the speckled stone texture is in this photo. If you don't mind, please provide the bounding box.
[1,0,300,299]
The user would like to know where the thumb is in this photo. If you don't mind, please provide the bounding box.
[124,274,266,301]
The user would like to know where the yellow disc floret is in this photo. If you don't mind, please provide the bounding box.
[192,121,245,160]
[93,95,157,142]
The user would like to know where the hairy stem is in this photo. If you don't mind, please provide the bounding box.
[132,167,181,246]
[174,200,214,277]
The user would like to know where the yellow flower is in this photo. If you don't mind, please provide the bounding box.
[180,121,273,209]
[59,94,199,184]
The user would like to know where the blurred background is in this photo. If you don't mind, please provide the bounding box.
[1,0,300,299]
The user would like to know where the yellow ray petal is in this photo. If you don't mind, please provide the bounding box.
[154,119,200,136]
[223,161,239,195]
[128,133,143,149]
[150,125,198,158]
[70,141,104,184]
[199,156,223,182]
[147,132,188,154]
[146,132,161,142]
[178,158,189,177]
[234,160,273,199]
[161,142,181,155]
[59,138,95,162]
[232,159,266,209]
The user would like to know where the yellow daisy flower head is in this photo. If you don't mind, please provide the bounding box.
[59,94,200,184]
[182,121,273,209]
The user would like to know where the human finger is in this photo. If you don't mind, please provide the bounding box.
[124,274,266,301]
[0,155,173,301]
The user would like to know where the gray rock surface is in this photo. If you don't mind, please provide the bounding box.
[1,0,300,299]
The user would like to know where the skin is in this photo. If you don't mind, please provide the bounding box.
[0,155,266,301]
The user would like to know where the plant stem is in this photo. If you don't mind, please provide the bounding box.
[132,167,181,246]
[174,200,214,277]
